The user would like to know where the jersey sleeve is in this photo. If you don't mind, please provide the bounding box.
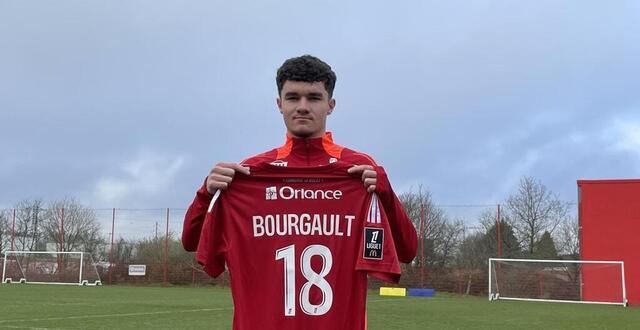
[182,178,214,252]
[355,193,402,284]
[374,166,418,264]
[195,190,227,278]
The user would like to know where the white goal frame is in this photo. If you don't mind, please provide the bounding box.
[2,251,102,286]
[488,258,627,306]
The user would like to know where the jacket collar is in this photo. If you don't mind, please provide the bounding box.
[276,132,343,159]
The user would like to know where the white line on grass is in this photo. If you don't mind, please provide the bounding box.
[0,325,75,330]
[0,308,231,324]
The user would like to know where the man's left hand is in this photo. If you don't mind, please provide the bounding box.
[347,165,376,193]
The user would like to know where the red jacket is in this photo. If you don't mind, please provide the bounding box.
[182,132,418,263]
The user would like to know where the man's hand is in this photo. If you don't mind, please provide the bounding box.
[206,162,250,194]
[347,165,376,193]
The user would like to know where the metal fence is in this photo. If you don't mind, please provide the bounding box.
[0,204,576,296]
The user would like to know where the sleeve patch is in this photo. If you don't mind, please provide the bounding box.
[363,227,384,260]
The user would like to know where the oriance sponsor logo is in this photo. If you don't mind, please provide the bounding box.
[275,186,342,200]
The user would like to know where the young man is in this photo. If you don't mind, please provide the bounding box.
[182,55,417,329]
[183,55,417,263]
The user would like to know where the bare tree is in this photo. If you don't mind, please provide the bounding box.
[555,216,579,259]
[398,186,464,268]
[434,219,465,267]
[456,232,488,270]
[13,199,46,251]
[505,177,570,256]
[42,198,106,259]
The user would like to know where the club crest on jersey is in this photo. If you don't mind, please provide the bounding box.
[270,160,288,167]
[363,227,384,260]
[265,186,278,200]
[329,157,338,164]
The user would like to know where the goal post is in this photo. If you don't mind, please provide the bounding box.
[488,258,627,306]
[2,251,102,286]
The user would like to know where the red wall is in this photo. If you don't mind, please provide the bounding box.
[579,179,640,305]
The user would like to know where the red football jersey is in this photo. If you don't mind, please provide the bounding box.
[196,161,401,330]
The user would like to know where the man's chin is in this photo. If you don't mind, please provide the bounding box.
[289,128,319,139]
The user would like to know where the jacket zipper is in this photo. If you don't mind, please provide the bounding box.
[305,139,310,166]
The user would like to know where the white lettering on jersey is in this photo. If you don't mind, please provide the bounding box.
[270,160,288,167]
[252,214,355,237]
[274,186,342,200]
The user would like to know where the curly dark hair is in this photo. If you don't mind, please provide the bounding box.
[276,55,337,97]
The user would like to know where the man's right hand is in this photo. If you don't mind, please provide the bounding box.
[206,162,250,194]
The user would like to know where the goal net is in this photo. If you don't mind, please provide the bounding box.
[2,251,102,286]
[489,258,627,306]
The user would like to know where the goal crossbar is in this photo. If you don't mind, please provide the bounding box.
[488,258,627,307]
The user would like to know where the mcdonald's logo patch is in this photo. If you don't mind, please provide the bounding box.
[363,227,383,260]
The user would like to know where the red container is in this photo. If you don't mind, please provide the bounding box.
[578,179,640,305]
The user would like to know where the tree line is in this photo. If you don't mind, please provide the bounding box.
[1,176,579,274]
[400,176,579,273]
[0,198,104,259]
[0,199,193,270]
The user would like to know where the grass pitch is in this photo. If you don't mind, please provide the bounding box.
[0,285,638,329]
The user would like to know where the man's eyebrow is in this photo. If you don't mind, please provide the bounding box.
[284,91,300,97]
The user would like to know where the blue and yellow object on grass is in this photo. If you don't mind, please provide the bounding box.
[379,287,407,296]
[379,287,435,297]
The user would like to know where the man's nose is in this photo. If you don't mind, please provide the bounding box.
[295,98,310,112]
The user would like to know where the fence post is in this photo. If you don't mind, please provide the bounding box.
[10,208,16,250]
[419,202,425,288]
[60,208,65,252]
[192,261,196,286]
[109,208,115,285]
[164,208,170,286]
[55,207,64,280]
[496,204,502,258]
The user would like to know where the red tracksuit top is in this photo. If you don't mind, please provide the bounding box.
[196,162,401,330]
[183,132,418,263]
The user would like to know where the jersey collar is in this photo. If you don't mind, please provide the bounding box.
[276,132,343,160]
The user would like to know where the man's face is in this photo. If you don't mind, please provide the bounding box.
[277,80,335,139]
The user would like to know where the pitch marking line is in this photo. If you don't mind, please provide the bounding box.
[0,308,231,324]
[0,326,74,330]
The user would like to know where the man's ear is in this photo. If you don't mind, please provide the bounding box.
[328,98,336,115]
[277,97,283,114]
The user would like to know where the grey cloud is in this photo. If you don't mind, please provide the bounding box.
[1,1,639,209]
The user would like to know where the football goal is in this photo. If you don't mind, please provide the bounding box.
[2,251,102,286]
[489,258,626,306]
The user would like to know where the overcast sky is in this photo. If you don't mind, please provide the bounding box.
[1,1,639,211]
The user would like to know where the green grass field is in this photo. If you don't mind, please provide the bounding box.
[0,285,638,329]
